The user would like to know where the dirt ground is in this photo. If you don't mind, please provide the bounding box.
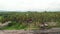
[0,30,34,34]
[0,28,60,34]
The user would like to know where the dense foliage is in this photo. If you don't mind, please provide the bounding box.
[0,11,60,30]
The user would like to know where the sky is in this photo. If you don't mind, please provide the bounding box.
[0,0,60,11]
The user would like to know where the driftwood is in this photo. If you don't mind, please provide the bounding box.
[0,21,11,28]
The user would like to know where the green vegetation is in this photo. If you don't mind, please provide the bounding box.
[0,11,60,30]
